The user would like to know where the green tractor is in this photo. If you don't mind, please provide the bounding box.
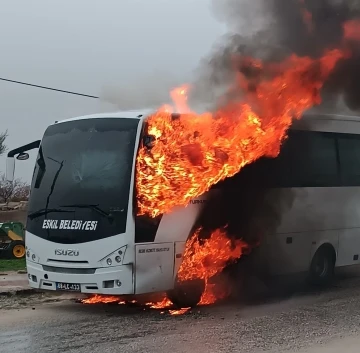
[0,222,26,259]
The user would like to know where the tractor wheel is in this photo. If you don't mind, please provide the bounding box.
[7,240,26,259]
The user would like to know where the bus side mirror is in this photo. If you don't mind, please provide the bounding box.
[6,157,15,182]
[143,135,156,149]
[17,152,29,161]
[5,140,41,182]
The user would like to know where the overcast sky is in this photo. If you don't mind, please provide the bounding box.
[0,0,226,182]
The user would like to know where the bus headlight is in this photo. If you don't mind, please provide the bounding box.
[26,248,39,263]
[100,245,127,267]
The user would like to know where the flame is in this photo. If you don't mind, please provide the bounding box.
[136,49,344,218]
[147,297,172,309]
[82,295,125,304]
[177,228,248,282]
[199,282,232,306]
[170,84,193,114]
[343,20,360,41]
[169,308,191,315]
[299,0,313,32]
[81,294,187,316]
[177,227,249,305]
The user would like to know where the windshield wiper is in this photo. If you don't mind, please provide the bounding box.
[28,208,74,220]
[60,204,114,220]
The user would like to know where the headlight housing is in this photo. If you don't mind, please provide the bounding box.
[100,245,127,267]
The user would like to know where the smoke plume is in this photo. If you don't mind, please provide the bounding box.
[191,0,360,112]
[100,71,182,110]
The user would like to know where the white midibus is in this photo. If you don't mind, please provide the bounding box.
[6,111,360,306]
[6,110,213,307]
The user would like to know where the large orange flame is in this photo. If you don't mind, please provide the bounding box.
[136,49,344,218]
[177,227,250,305]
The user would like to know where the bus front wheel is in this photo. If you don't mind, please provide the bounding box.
[308,245,336,286]
[167,278,205,308]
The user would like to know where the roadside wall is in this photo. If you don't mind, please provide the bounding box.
[0,210,27,225]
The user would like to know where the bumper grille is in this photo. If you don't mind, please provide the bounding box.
[42,265,96,274]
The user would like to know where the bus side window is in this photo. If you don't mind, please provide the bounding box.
[33,146,46,189]
[213,133,294,189]
[213,130,339,189]
[288,131,339,187]
[218,143,292,189]
[338,134,360,186]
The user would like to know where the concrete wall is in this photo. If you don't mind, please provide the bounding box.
[0,210,27,225]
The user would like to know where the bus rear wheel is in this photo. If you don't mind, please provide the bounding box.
[167,278,205,308]
[308,245,335,286]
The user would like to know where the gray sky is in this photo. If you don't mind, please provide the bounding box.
[0,0,226,183]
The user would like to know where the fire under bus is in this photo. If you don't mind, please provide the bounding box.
[6,110,360,306]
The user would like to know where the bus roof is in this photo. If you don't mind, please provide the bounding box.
[292,112,360,134]
[55,109,360,135]
[55,109,155,125]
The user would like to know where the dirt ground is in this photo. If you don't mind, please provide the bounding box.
[2,269,360,353]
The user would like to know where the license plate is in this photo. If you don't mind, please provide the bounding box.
[55,282,81,292]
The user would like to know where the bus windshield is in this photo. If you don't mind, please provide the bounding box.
[26,118,139,244]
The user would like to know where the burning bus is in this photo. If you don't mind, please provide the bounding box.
[7,107,360,308]
[5,36,360,307]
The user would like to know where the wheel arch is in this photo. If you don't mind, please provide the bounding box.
[313,242,337,265]
[308,242,337,286]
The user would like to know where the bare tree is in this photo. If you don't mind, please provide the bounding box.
[0,130,7,156]
[0,173,30,204]
[0,176,15,204]
[11,183,31,202]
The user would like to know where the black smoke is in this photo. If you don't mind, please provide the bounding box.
[191,0,360,112]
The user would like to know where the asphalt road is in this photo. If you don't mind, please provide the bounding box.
[2,269,360,353]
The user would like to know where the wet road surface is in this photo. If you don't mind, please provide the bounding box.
[2,269,360,353]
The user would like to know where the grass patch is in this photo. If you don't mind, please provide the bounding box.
[0,258,26,272]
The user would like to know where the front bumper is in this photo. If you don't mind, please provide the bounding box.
[26,261,134,295]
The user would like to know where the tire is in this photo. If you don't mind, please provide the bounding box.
[308,246,335,286]
[6,240,26,259]
[167,278,205,308]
